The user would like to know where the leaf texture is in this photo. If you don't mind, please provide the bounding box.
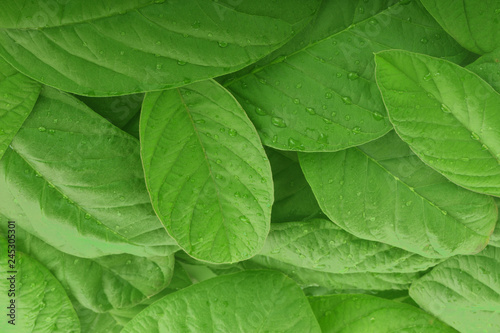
[410,246,500,333]
[0,57,41,161]
[300,131,497,258]
[375,50,500,197]
[121,270,321,333]
[140,80,273,263]
[224,0,470,151]
[420,0,500,54]
[0,0,320,96]
[308,294,457,333]
[0,87,177,258]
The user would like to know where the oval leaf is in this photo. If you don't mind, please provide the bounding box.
[0,87,177,258]
[375,50,500,197]
[122,270,321,333]
[410,246,500,333]
[140,80,273,263]
[0,0,319,96]
[308,294,457,332]
[300,131,497,258]
[225,0,469,151]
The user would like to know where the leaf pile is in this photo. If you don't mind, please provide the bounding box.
[0,0,499,332]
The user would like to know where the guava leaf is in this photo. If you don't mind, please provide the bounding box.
[121,270,321,333]
[0,57,41,161]
[375,50,500,197]
[224,0,469,151]
[0,0,320,96]
[0,237,80,333]
[140,80,273,263]
[0,87,177,258]
[308,294,457,332]
[260,219,442,273]
[410,246,500,333]
[466,47,500,92]
[420,0,500,54]
[300,131,497,258]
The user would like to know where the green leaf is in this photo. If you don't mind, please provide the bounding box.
[300,131,497,258]
[0,0,320,96]
[466,47,500,93]
[410,246,500,333]
[375,49,500,197]
[76,93,143,129]
[266,149,322,222]
[245,256,422,292]
[491,198,500,247]
[0,57,41,161]
[0,236,80,333]
[3,224,175,313]
[141,80,273,263]
[420,0,500,54]
[260,219,441,273]
[121,270,321,333]
[224,0,470,152]
[0,87,177,258]
[308,294,457,332]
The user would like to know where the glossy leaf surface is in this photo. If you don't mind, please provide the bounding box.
[225,0,469,151]
[0,0,319,96]
[376,50,500,197]
[0,87,177,258]
[122,270,321,333]
[410,246,500,333]
[0,58,41,161]
[420,0,500,54]
[300,131,497,258]
[308,294,457,332]
[141,80,273,263]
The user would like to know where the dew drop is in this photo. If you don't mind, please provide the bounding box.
[420,37,428,44]
[38,126,46,132]
[336,73,342,78]
[288,138,305,150]
[325,92,333,99]
[228,129,237,137]
[218,41,228,48]
[216,159,222,164]
[271,117,287,128]
[195,119,205,124]
[347,72,359,80]
[352,126,361,134]
[471,132,480,140]
[293,98,300,104]
[372,112,384,121]
[322,117,333,124]
[341,96,352,105]
[305,107,316,115]
[84,213,91,220]
[177,60,187,66]
[423,73,432,81]
[440,104,451,113]
[239,215,249,223]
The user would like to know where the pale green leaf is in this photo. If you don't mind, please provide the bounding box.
[0,57,41,161]
[420,0,500,54]
[410,246,500,333]
[375,50,500,197]
[260,219,441,273]
[466,47,500,93]
[224,0,469,151]
[141,80,273,263]
[308,294,457,332]
[0,0,319,96]
[0,87,177,258]
[122,270,321,333]
[0,236,80,333]
[300,131,497,258]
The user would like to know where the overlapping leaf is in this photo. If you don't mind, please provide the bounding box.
[224,0,469,152]
[0,0,320,96]
[467,47,500,92]
[140,80,273,263]
[300,131,497,258]
[0,237,80,333]
[420,0,500,54]
[0,87,177,258]
[410,246,500,333]
[260,219,441,273]
[122,270,321,333]
[308,294,457,332]
[376,50,500,197]
[0,58,41,161]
